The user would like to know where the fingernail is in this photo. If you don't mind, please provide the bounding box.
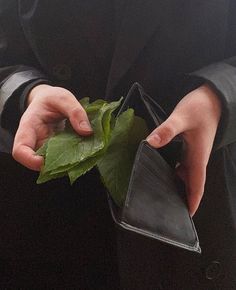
[79,120,92,131]
[146,134,161,145]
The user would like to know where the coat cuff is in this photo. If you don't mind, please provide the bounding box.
[0,69,50,133]
[191,62,236,149]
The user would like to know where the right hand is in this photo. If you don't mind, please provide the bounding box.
[12,84,93,171]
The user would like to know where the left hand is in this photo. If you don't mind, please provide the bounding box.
[146,84,222,216]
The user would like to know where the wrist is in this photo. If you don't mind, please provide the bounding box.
[198,84,222,121]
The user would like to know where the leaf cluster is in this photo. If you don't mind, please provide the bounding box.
[37,98,149,206]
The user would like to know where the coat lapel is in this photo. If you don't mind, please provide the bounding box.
[106,0,172,95]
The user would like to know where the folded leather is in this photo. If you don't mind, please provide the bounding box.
[112,141,200,252]
[109,83,201,253]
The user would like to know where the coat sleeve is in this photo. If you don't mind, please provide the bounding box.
[0,1,50,135]
[187,0,236,150]
[190,58,236,149]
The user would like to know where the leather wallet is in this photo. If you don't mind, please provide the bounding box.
[109,83,201,253]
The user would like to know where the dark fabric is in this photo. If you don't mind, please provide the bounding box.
[0,1,235,289]
[192,61,236,149]
[118,144,236,290]
[0,153,119,289]
[0,127,13,152]
[1,1,236,149]
[18,0,115,98]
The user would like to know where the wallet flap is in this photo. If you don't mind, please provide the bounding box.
[117,82,182,167]
[117,82,166,129]
[120,141,201,253]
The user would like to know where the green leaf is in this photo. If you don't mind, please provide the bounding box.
[86,99,107,112]
[37,169,67,184]
[36,98,122,183]
[67,99,122,184]
[36,139,49,156]
[68,153,103,184]
[79,97,90,109]
[41,106,105,174]
[97,110,149,206]
[36,96,148,207]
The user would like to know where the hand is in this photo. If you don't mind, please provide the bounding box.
[146,84,222,216]
[12,84,93,171]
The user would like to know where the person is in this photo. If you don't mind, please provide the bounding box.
[0,0,236,289]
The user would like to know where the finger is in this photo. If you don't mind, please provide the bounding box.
[13,123,44,171]
[48,94,93,135]
[146,115,185,148]
[182,141,208,216]
[177,163,205,217]
[186,163,206,217]
[176,163,186,183]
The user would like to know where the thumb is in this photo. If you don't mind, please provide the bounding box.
[48,94,93,136]
[146,116,184,148]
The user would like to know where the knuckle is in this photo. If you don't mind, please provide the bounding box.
[161,124,175,142]
[56,92,71,104]
[70,107,86,120]
[19,115,30,127]
[49,87,75,104]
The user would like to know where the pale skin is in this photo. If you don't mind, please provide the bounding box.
[12,84,222,216]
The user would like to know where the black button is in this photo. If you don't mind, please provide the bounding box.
[52,64,71,81]
[205,261,222,280]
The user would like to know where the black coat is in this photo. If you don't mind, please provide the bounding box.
[0,1,236,289]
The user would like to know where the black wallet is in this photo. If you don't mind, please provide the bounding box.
[109,83,201,253]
